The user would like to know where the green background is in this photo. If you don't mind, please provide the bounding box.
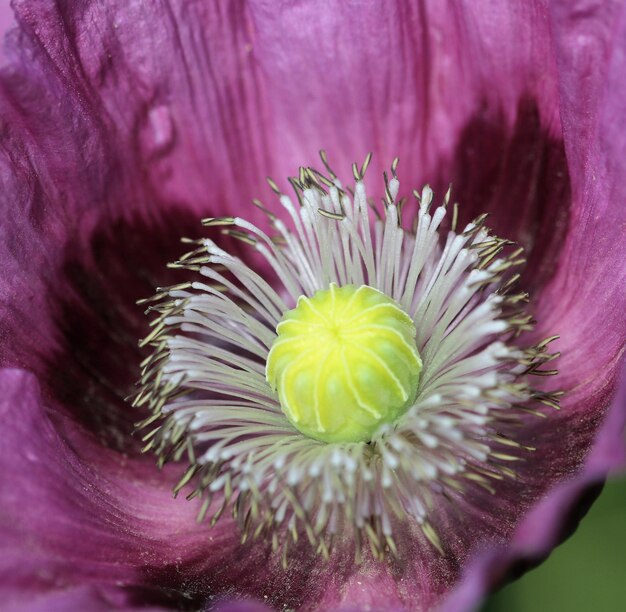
[482,476,626,611]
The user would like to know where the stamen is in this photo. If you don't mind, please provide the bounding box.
[133,153,561,563]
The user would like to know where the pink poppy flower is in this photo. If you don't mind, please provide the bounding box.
[0,1,624,611]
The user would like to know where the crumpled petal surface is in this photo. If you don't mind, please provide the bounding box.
[0,0,624,610]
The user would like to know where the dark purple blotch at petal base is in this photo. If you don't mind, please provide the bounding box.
[0,0,624,610]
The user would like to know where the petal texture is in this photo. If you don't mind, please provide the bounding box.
[441,0,626,607]
[247,0,570,281]
[0,368,315,610]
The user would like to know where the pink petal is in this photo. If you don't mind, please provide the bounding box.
[246,0,573,287]
[3,584,169,612]
[0,0,274,454]
[441,0,626,606]
[441,361,626,611]
[0,368,317,609]
[0,0,14,65]
[0,0,271,382]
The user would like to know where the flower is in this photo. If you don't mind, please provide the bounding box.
[0,1,624,611]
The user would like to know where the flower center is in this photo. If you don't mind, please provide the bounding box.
[266,283,422,443]
[135,152,562,563]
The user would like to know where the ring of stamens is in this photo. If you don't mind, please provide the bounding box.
[133,152,561,564]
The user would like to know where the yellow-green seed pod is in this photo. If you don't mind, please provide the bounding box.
[266,283,422,443]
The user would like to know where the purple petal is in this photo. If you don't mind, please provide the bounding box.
[248,0,571,277]
[3,584,170,612]
[441,361,626,612]
[0,1,14,65]
[0,0,272,376]
[248,0,559,173]
[0,368,354,610]
[536,0,626,373]
[210,601,273,612]
[517,0,626,503]
[0,0,276,446]
[5,0,269,216]
[440,0,626,606]
[0,368,263,608]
